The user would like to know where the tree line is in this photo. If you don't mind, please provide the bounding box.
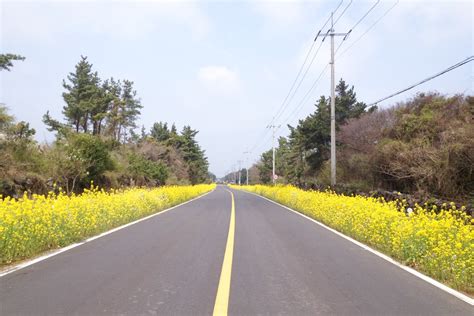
[228,80,473,200]
[0,54,211,197]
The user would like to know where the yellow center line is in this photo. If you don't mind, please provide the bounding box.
[213,189,236,316]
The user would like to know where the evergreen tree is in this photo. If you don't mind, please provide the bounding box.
[334,79,373,125]
[0,54,25,71]
[105,79,142,142]
[62,56,101,133]
[179,126,209,184]
[257,150,273,184]
[150,122,170,142]
[295,79,371,173]
[258,79,372,183]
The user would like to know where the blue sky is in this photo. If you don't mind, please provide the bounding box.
[1,0,472,177]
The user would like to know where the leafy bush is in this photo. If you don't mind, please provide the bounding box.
[128,152,168,185]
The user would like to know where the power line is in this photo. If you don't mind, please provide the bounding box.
[336,0,399,60]
[277,0,380,131]
[349,0,380,33]
[279,64,330,128]
[260,64,328,151]
[270,39,320,124]
[270,1,344,125]
[251,129,273,153]
[272,41,325,124]
[368,55,474,106]
[248,1,344,154]
[333,0,353,26]
[334,0,382,56]
[262,0,380,163]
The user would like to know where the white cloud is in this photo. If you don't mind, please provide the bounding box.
[198,66,240,94]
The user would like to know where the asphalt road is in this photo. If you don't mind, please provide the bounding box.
[1,185,472,315]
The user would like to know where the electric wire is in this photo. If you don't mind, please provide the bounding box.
[279,64,330,130]
[349,0,380,33]
[248,1,344,154]
[270,0,343,125]
[334,0,383,56]
[368,56,474,106]
[336,0,399,60]
[333,0,353,26]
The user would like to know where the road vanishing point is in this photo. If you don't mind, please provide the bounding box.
[1,185,472,315]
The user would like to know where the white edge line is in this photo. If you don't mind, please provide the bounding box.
[235,189,474,306]
[0,189,215,278]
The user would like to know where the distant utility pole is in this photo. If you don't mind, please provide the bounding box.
[267,124,280,184]
[231,164,236,184]
[237,160,242,185]
[316,12,350,186]
[243,151,251,185]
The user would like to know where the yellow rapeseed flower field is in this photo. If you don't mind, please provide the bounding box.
[232,184,473,293]
[0,184,215,265]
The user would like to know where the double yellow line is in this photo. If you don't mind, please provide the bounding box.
[213,190,235,316]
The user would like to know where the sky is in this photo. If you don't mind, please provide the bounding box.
[1,0,473,177]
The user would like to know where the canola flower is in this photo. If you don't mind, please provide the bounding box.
[0,184,215,265]
[231,184,473,293]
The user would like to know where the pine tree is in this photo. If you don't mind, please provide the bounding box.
[0,54,25,71]
[105,80,142,142]
[62,56,101,133]
[179,126,209,184]
[150,122,170,142]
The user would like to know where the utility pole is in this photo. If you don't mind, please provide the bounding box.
[243,151,251,185]
[315,12,350,186]
[237,160,242,185]
[267,124,280,184]
[231,164,236,184]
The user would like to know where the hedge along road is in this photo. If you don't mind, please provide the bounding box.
[0,185,472,315]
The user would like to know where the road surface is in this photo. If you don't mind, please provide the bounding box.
[1,185,472,315]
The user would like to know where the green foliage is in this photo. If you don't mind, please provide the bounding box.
[0,54,25,71]
[253,83,472,200]
[128,152,168,185]
[150,122,171,142]
[0,105,14,130]
[178,126,209,184]
[0,56,211,197]
[257,150,272,184]
[67,133,114,181]
[45,56,142,142]
[256,79,370,185]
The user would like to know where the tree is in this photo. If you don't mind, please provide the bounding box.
[45,57,143,142]
[296,95,331,172]
[285,127,307,185]
[7,121,36,142]
[150,122,170,142]
[257,150,272,184]
[65,133,114,186]
[0,54,25,71]
[128,152,168,186]
[62,56,101,133]
[179,126,209,184]
[0,105,14,132]
[293,79,370,174]
[334,79,374,125]
[105,79,142,142]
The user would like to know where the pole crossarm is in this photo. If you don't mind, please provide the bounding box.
[316,33,349,37]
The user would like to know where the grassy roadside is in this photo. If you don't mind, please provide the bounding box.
[231,184,473,294]
[0,184,215,265]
